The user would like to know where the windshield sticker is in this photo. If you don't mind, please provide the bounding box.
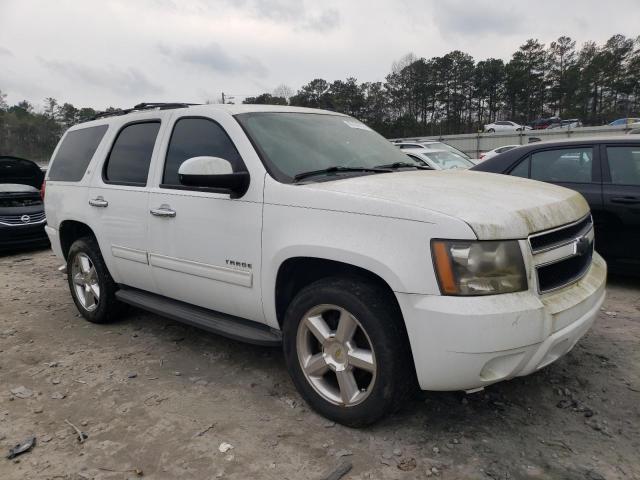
[343,120,373,131]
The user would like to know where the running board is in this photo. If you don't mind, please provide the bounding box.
[115,288,282,347]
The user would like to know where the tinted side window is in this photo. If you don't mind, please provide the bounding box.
[104,122,160,185]
[530,148,593,183]
[510,157,529,178]
[163,118,244,186]
[48,125,108,181]
[607,146,640,186]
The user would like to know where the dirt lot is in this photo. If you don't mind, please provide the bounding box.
[0,249,639,480]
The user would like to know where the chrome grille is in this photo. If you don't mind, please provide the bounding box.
[0,212,47,226]
[529,214,594,293]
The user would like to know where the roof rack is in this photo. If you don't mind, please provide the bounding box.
[88,102,200,122]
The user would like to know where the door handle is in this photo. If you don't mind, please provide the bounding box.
[89,196,108,208]
[150,205,176,217]
[611,196,640,204]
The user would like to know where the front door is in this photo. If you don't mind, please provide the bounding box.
[88,119,163,292]
[147,114,265,323]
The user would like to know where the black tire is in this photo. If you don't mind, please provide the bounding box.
[66,236,124,324]
[487,128,495,133]
[282,277,415,427]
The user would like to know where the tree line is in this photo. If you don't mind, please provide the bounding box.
[0,94,98,162]
[246,35,640,137]
[2,34,639,161]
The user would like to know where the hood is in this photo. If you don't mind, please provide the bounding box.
[302,170,589,239]
[0,156,44,190]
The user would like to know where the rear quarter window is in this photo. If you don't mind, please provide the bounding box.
[47,125,108,181]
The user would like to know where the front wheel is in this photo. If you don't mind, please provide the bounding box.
[282,277,414,426]
[487,128,495,133]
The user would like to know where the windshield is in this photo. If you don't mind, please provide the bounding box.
[235,112,410,182]
[421,151,474,170]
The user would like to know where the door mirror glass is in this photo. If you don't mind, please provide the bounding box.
[178,156,249,197]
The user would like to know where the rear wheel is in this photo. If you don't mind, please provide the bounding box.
[67,237,124,324]
[487,128,495,133]
[282,277,414,426]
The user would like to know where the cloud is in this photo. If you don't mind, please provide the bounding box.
[433,1,524,36]
[303,9,340,32]
[0,46,12,57]
[158,43,268,77]
[40,59,163,96]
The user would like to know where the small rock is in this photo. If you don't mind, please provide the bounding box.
[127,372,138,379]
[432,446,440,454]
[219,442,234,453]
[556,399,573,409]
[41,435,53,443]
[33,406,43,414]
[452,438,460,445]
[10,386,33,399]
[80,420,88,427]
[51,379,61,385]
[393,448,402,456]
[604,311,617,317]
[397,457,417,472]
[173,371,182,376]
[431,466,440,475]
[51,392,66,400]
[335,449,353,458]
[323,421,336,428]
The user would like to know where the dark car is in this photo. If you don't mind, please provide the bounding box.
[530,117,561,130]
[471,137,640,273]
[0,156,49,252]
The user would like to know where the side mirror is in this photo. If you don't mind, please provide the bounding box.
[178,156,249,197]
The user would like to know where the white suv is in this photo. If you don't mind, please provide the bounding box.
[44,103,606,426]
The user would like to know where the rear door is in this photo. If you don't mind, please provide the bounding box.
[88,117,165,292]
[600,143,640,265]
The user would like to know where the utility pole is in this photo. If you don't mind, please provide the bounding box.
[221,92,225,104]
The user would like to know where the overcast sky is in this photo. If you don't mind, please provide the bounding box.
[1,0,638,110]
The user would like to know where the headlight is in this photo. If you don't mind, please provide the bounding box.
[431,239,527,296]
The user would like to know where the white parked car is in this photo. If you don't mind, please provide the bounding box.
[479,145,520,161]
[393,141,474,161]
[483,121,530,133]
[44,103,606,426]
[403,148,474,170]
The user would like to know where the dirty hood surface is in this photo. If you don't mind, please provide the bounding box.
[303,170,589,239]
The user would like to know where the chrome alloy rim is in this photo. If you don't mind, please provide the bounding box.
[71,253,100,312]
[296,304,377,407]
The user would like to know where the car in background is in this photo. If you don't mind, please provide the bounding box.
[552,119,583,129]
[0,155,49,251]
[471,137,640,273]
[531,117,561,130]
[609,118,640,127]
[393,141,474,161]
[402,148,475,170]
[483,121,529,133]
[479,144,520,161]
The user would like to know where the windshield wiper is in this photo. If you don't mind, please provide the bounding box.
[374,162,431,170]
[293,166,390,182]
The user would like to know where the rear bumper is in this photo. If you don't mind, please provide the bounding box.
[0,222,49,251]
[397,252,606,391]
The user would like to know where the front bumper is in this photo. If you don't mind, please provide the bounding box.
[0,222,50,251]
[397,252,606,391]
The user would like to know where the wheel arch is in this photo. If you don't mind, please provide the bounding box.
[273,255,403,329]
[59,220,97,260]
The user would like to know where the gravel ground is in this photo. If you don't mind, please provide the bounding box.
[0,248,639,480]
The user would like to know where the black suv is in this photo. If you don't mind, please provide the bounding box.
[471,137,640,273]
